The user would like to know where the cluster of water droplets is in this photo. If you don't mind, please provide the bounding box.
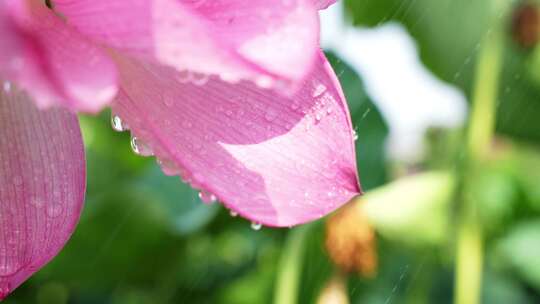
[110,113,263,231]
[175,71,210,86]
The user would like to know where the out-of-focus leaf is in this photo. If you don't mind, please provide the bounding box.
[298,222,335,304]
[482,270,532,304]
[495,220,540,291]
[471,169,519,233]
[136,165,220,235]
[326,52,389,190]
[274,225,311,304]
[345,0,540,142]
[362,171,454,246]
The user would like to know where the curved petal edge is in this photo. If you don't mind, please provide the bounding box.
[0,86,86,299]
[0,1,117,112]
[110,51,360,227]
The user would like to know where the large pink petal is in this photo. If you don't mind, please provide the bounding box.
[0,86,85,299]
[110,51,360,227]
[0,1,117,112]
[53,0,319,87]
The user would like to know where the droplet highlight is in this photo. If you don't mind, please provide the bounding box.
[131,136,153,156]
[198,191,217,204]
[250,222,262,230]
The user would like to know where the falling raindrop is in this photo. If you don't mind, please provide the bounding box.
[251,222,262,230]
[198,191,217,204]
[111,114,127,132]
[130,136,153,156]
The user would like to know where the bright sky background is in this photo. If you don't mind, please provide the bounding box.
[320,3,468,161]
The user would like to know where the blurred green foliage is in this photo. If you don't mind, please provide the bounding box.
[345,0,540,142]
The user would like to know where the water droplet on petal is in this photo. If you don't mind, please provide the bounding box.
[353,130,359,141]
[131,136,153,156]
[256,76,273,88]
[3,81,11,93]
[198,191,217,204]
[219,73,240,83]
[111,114,127,132]
[264,108,278,122]
[46,204,63,218]
[312,84,326,97]
[157,158,181,176]
[230,210,238,217]
[12,175,22,186]
[191,72,209,86]
[163,94,174,107]
[176,70,191,83]
[30,196,44,208]
[250,222,262,230]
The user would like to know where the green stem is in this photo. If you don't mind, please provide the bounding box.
[454,24,504,304]
[273,225,310,304]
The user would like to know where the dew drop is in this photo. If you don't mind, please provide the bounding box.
[12,175,22,186]
[176,70,191,83]
[46,204,63,218]
[157,158,181,176]
[230,210,238,217]
[250,222,262,230]
[353,130,358,141]
[191,73,209,86]
[256,76,273,88]
[131,136,153,156]
[3,81,11,93]
[111,114,127,132]
[182,121,193,129]
[315,112,322,122]
[312,84,326,98]
[198,191,217,204]
[219,73,240,83]
[264,108,278,122]
[29,196,44,208]
[163,94,174,107]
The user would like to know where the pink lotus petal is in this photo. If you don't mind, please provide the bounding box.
[0,86,85,299]
[0,1,117,112]
[53,0,319,87]
[312,0,337,9]
[110,51,360,227]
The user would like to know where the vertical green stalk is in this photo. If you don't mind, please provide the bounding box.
[454,23,504,304]
[274,224,310,304]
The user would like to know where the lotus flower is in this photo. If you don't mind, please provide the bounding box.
[0,0,360,299]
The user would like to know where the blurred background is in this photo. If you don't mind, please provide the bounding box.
[6,0,540,303]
